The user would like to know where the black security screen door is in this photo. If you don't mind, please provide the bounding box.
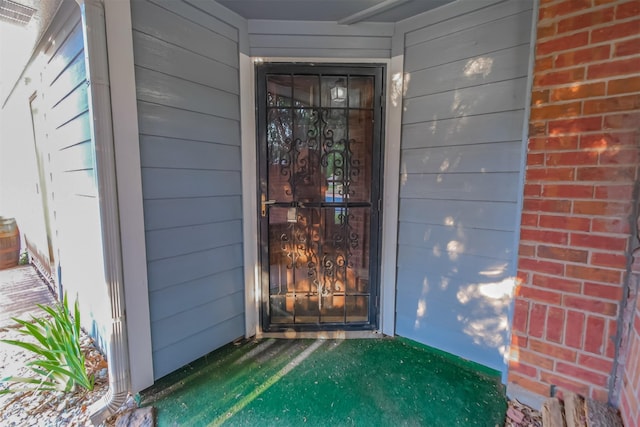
[257,64,384,331]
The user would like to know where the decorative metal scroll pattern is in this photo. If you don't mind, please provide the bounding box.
[270,105,362,312]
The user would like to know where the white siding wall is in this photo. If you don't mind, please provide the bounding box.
[130,0,245,379]
[395,0,533,373]
[1,4,111,348]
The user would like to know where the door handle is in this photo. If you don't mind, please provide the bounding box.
[261,194,276,217]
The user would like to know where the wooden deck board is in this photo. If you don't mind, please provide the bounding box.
[0,266,56,327]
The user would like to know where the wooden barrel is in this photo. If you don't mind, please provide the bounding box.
[0,217,20,269]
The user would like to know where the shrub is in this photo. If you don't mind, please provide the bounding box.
[1,294,95,394]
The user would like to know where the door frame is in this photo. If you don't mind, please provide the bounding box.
[255,63,385,331]
[240,55,403,337]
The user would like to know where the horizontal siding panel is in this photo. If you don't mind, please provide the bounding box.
[53,111,92,150]
[398,199,517,231]
[405,0,531,47]
[151,290,244,351]
[135,67,239,120]
[395,275,510,323]
[249,34,391,50]
[47,54,86,107]
[56,141,94,171]
[401,141,521,174]
[143,195,242,230]
[397,222,513,260]
[149,0,238,42]
[133,31,239,94]
[137,102,240,145]
[402,77,527,124]
[395,312,506,372]
[140,136,241,170]
[45,22,84,86]
[250,47,390,59]
[131,0,246,376]
[405,44,530,99]
[146,219,242,260]
[395,270,509,309]
[404,11,532,72]
[248,20,394,37]
[152,315,244,379]
[396,246,510,284]
[57,169,97,197]
[396,0,529,375]
[400,172,520,202]
[141,169,241,199]
[50,84,89,129]
[401,110,525,150]
[131,0,238,68]
[149,268,243,322]
[147,243,243,291]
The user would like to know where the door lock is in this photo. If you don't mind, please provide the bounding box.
[261,194,276,217]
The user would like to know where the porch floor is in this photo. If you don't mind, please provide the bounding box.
[141,338,506,426]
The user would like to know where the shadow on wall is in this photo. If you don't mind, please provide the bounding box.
[395,53,523,371]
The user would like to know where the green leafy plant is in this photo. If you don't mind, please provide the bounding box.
[1,294,95,394]
[18,249,29,265]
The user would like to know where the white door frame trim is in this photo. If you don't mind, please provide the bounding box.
[240,56,402,337]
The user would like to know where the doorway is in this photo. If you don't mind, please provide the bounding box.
[256,63,385,331]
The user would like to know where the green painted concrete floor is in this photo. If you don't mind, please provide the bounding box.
[141,338,506,427]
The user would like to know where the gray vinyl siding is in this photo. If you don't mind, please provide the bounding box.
[130,0,244,379]
[395,0,532,372]
[248,20,393,58]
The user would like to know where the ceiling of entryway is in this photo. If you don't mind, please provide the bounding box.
[216,0,454,24]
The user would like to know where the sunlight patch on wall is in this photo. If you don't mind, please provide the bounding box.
[480,263,509,277]
[446,240,463,261]
[463,57,493,78]
[455,277,515,357]
[390,71,408,108]
[432,244,441,257]
[414,277,429,329]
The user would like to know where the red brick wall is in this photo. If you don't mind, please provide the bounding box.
[509,0,640,408]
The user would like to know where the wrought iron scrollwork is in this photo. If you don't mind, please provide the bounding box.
[269,104,362,311]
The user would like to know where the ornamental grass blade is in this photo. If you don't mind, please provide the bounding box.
[1,293,95,393]
[0,339,49,358]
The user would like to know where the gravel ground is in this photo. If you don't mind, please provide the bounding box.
[0,323,110,426]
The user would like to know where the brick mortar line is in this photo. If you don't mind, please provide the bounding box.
[524,280,626,293]
[535,46,640,63]
[519,242,632,253]
[519,289,624,301]
[537,3,639,24]
[518,292,624,304]
[518,273,624,283]
[522,196,636,202]
[529,107,640,114]
[536,17,640,41]
[532,77,640,91]
[534,33,640,54]
[530,358,614,378]
[532,90,640,101]
[517,284,626,299]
